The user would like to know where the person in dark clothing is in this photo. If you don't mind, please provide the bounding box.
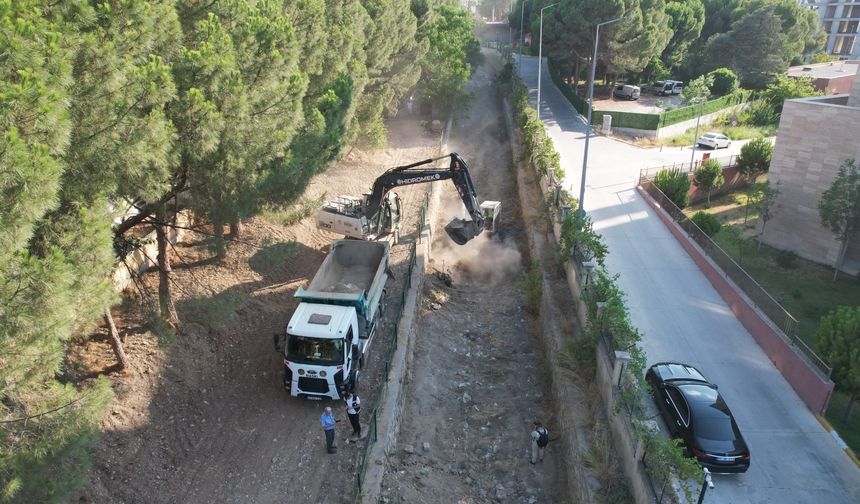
[344,392,361,437]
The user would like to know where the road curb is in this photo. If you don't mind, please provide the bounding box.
[816,414,860,469]
[357,117,448,504]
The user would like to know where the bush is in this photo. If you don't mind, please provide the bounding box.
[691,211,721,237]
[520,259,542,315]
[653,168,691,209]
[775,250,798,269]
[740,99,777,127]
[737,138,773,180]
[707,68,739,96]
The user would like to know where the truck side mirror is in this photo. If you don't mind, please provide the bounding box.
[273,333,281,353]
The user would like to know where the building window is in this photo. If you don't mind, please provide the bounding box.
[832,36,856,56]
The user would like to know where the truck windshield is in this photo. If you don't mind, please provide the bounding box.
[287,335,344,365]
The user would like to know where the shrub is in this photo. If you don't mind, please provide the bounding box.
[520,259,542,315]
[691,211,721,237]
[653,168,691,209]
[737,138,773,180]
[740,99,777,127]
[707,68,739,96]
[775,250,798,269]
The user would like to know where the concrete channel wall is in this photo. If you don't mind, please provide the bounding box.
[357,120,448,503]
[503,96,657,504]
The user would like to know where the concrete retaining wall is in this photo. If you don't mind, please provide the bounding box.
[638,186,835,414]
[112,211,191,292]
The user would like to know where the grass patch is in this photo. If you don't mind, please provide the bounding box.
[260,194,327,227]
[520,259,542,316]
[636,123,777,148]
[148,315,176,345]
[248,241,298,276]
[683,186,860,453]
[180,291,250,329]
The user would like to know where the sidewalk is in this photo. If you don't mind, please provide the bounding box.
[518,55,860,504]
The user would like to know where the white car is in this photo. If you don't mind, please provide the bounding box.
[697,132,731,149]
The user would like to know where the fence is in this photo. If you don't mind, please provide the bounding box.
[638,154,739,182]
[637,179,832,379]
[353,183,433,498]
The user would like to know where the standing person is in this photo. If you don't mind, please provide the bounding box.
[321,406,337,454]
[530,421,549,464]
[344,392,362,438]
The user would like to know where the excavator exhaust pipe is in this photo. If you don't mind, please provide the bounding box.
[444,218,482,245]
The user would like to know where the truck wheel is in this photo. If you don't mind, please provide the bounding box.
[359,354,365,369]
[349,370,361,391]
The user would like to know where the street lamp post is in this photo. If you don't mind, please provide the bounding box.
[536,3,559,120]
[577,15,625,216]
[689,97,706,169]
[509,0,513,57]
[519,0,529,62]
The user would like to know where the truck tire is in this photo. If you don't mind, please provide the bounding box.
[349,369,361,391]
[359,353,365,369]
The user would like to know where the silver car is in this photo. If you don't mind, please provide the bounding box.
[697,132,731,149]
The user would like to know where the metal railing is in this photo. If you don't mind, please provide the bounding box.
[354,183,432,498]
[638,180,832,379]
[638,154,738,183]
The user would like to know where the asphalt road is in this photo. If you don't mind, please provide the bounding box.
[517,54,860,504]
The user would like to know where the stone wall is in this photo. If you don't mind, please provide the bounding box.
[762,94,860,271]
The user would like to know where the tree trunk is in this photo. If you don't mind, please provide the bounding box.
[843,394,856,426]
[213,218,226,258]
[833,239,849,281]
[104,309,129,371]
[757,220,767,251]
[156,206,179,326]
[573,59,580,89]
[230,220,243,238]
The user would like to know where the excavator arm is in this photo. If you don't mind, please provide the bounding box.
[365,153,485,245]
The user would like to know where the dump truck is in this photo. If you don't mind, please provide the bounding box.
[274,239,390,400]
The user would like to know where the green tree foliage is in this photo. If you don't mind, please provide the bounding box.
[680,73,713,103]
[1,0,448,500]
[761,75,821,114]
[736,138,773,181]
[653,168,691,209]
[1,2,115,501]
[816,306,860,424]
[818,159,860,281]
[693,158,725,204]
[418,2,480,112]
[707,67,739,96]
[661,0,705,69]
[605,0,673,80]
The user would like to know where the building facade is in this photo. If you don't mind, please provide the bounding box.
[761,76,860,274]
[806,1,860,59]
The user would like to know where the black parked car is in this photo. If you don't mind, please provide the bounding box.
[645,362,750,474]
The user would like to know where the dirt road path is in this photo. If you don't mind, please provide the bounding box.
[379,48,567,503]
[68,119,439,504]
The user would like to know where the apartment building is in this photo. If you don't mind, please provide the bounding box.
[762,76,860,274]
[806,1,860,59]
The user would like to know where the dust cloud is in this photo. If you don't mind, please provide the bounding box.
[432,230,522,286]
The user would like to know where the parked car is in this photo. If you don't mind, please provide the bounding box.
[613,84,640,100]
[649,80,674,96]
[645,362,751,474]
[670,81,684,95]
[697,132,731,149]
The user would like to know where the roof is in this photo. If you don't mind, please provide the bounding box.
[651,362,709,383]
[288,303,353,339]
[788,61,859,80]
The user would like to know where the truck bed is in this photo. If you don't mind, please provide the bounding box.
[306,240,387,295]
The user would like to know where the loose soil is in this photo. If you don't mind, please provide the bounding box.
[66,117,441,504]
[378,48,566,503]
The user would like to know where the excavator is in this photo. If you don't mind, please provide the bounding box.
[316,153,500,245]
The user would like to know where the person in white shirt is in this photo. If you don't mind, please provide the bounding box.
[344,392,361,437]
[530,421,549,464]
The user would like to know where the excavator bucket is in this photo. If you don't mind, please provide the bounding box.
[444,218,482,245]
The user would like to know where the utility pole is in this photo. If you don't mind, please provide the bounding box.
[536,3,559,120]
[578,16,625,216]
[519,0,529,62]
